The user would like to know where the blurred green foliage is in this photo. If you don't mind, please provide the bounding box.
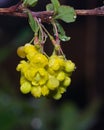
[58,101,100,130]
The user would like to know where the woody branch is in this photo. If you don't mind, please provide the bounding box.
[0,3,104,22]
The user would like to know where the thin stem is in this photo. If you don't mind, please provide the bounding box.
[29,37,34,44]
[41,24,53,40]
[51,20,60,44]
[51,21,65,56]
[34,17,44,43]
[41,23,65,56]
[37,19,48,45]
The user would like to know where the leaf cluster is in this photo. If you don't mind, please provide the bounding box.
[46,0,76,23]
[22,0,77,42]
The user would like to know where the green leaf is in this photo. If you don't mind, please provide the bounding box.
[28,11,39,33]
[56,21,71,41]
[46,3,54,11]
[23,0,38,7]
[55,5,76,23]
[59,35,71,42]
[51,0,60,13]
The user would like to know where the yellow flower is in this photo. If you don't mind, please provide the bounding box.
[47,76,59,90]
[16,60,29,72]
[32,68,48,86]
[38,68,48,85]
[57,71,66,81]
[24,66,37,81]
[47,67,55,75]
[49,55,65,71]
[41,85,49,96]
[30,53,48,67]
[49,56,60,71]
[24,43,38,54]
[16,43,75,100]
[63,77,71,87]
[65,60,75,72]
[31,86,41,98]
[20,81,32,94]
[17,46,26,58]
[58,86,66,94]
[26,52,37,61]
[20,74,27,85]
[53,92,62,100]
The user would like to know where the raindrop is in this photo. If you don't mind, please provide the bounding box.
[74,15,77,19]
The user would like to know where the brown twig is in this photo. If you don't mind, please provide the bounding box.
[0,3,54,22]
[76,6,104,16]
[0,3,104,22]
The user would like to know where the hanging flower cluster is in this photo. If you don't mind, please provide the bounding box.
[16,0,76,100]
[16,43,75,100]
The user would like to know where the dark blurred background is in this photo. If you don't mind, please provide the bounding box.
[0,0,104,130]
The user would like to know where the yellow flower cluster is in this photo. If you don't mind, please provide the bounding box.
[16,43,75,100]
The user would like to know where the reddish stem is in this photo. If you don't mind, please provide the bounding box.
[0,4,104,23]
